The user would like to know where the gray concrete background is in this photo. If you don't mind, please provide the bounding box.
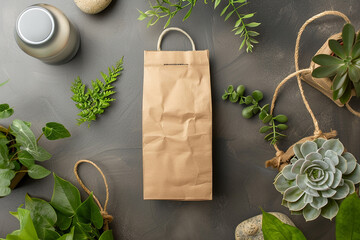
[1,0,360,239]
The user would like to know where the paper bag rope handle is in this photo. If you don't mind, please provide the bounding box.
[74,160,113,231]
[294,11,360,117]
[157,27,196,51]
[268,11,351,168]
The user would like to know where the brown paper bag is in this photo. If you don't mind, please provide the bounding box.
[142,28,212,201]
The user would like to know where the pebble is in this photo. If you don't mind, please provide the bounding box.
[235,212,295,240]
[74,0,112,14]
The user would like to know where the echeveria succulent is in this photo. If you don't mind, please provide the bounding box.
[274,138,360,221]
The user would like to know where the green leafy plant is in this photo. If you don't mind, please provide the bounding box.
[71,58,124,127]
[222,85,288,145]
[312,23,360,104]
[0,105,70,197]
[274,138,360,221]
[138,0,260,52]
[261,193,360,240]
[1,174,114,240]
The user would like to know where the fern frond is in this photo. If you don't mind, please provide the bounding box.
[71,57,124,126]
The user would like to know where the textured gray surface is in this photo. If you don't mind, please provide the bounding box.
[1,1,360,239]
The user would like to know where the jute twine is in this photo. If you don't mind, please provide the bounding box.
[74,160,113,231]
[266,11,353,170]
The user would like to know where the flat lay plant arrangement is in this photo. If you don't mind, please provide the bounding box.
[0,103,70,197]
[222,85,288,145]
[262,193,360,240]
[138,0,260,52]
[1,174,113,240]
[71,58,124,127]
[274,138,360,221]
[312,23,360,103]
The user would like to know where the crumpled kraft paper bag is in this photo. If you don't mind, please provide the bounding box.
[142,28,212,201]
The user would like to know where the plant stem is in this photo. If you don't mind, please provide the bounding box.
[37,133,44,143]
[9,150,22,161]
[16,170,28,173]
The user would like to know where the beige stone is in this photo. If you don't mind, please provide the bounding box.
[235,212,295,240]
[74,0,112,14]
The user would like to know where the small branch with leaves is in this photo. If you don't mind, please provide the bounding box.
[71,57,124,127]
[138,0,260,52]
[222,85,289,145]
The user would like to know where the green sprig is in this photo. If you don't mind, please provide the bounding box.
[138,0,260,52]
[71,58,124,127]
[222,84,288,145]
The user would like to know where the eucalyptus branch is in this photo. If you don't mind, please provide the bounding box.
[222,84,289,145]
[138,0,260,52]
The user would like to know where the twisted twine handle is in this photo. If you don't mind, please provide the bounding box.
[294,11,350,135]
[74,160,113,231]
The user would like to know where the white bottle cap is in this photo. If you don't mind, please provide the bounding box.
[16,6,55,45]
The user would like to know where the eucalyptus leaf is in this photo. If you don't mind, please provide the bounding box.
[42,122,71,140]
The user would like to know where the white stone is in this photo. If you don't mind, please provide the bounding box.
[235,212,295,240]
[74,0,112,14]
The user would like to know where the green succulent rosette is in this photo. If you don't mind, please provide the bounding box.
[274,138,360,221]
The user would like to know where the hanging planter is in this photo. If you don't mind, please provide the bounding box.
[2,160,114,240]
[264,11,360,221]
[0,104,71,197]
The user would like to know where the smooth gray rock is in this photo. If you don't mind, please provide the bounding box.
[235,212,295,240]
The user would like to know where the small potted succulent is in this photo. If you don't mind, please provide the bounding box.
[1,174,114,240]
[274,138,360,221]
[310,23,360,105]
[0,103,70,197]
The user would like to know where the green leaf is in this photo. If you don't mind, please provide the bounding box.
[29,146,52,162]
[329,39,346,59]
[277,124,288,131]
[242,106,254,119]
[348,65,360,82]
[333,78,349,100]
[75,193,103,229]
[225,9,235,21]
[246,22,261,27]
[220,5,230,16]
[42,122,71,140]
[312,66,340,78]
[0,169,15,181]
[336,193,360,240]
[0,186,11,197]
[222,93,229,100]
[183,6,193,21]
[28,164,51,179]
[137,10,147,21]
[55,210,72,231]
[339,83,352,104]
[57,226,74,240]
[244,96,253,105]
[262,115,272,124]
[252,90,263,101]
[274,114,288,123]
[43,229,61,240]
[214,0,221,9]
[242,13,255,19]
[51,174,81,216]
[5,208,38,240]
[262,209,306,240]
[342,23,355,56]
[351,41,360,59]
[312,54,344,66]
[227,85,234,93]
[353,81,360,97]
[236,85,245,96]
[99,230,114,240]
[18,151,35,168]
[25,194,57,239]
[332,73,348,91]
[0,79,9,87]
[260,126,272,133]
[0,104,14,119]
